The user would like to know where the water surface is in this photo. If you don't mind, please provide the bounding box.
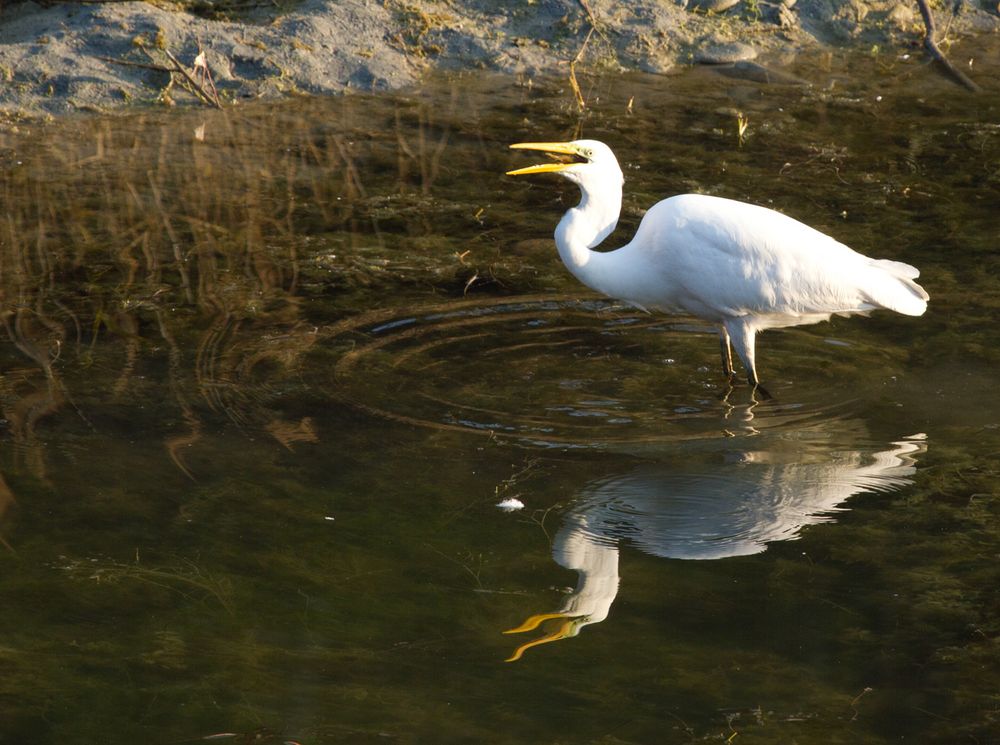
[1,44,999,744]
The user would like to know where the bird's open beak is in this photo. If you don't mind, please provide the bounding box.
[502,612,569,634]
[503,611,579,662]
[504,619,576,662]
[506,141,584,176]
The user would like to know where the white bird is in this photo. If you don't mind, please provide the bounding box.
[506,140,929,392]
[502,434,925,661]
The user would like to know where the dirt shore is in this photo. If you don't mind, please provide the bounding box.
[0,0,997,118]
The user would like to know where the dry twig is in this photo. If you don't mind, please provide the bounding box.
[163,47,223,108]
[96,55,171,72]
[914,0,980,92]
[569,25,594,111]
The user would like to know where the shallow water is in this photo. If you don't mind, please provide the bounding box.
[1,44,999,744]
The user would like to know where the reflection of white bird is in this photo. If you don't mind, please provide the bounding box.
[503,436,924,660]
[574,437,925,560]
[503,515,619,662]
[507,140,929,391]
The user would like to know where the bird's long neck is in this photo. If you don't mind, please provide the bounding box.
[554,184,624,296]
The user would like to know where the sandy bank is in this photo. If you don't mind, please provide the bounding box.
[0,0,997,118]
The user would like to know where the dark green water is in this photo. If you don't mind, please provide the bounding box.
[1,44,999,744]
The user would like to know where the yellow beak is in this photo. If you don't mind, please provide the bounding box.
[503,612,569,635]
[504,619,577,663]
[506,141,582,176]
[503,611,580,662]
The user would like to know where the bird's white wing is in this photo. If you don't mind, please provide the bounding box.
[620,194,925,321]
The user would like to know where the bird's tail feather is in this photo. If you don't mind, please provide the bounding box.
[873,258,922,282]
[864,259,929,316]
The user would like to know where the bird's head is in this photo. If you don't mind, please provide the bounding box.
[506,139,624,191]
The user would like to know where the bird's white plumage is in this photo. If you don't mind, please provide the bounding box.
[507,139,929,386]
[615,193,927,321]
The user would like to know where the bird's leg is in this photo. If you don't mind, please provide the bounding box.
[718,327,735,379]
[723,318,767,393]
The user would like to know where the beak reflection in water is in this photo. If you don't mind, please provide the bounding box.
[503,613,581,663]
[503,434,926,662]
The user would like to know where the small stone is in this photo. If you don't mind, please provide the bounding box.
[777,4,798,26]
[232,42,266,63]
[688,0,741,12]
[694,42,758,65]
[727,61,809,85]
[886,2,916,27]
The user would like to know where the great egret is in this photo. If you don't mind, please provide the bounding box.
[506,140,929,390]
[504,434,925,661]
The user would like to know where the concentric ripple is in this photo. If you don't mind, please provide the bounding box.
[319,295,873,448]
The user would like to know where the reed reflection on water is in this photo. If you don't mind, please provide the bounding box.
[0,91,468,513]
